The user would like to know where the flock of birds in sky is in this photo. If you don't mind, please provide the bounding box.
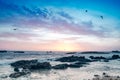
[85,10,103,19]
[13,10,104,31]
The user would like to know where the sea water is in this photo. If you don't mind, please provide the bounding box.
[0,51,120,80]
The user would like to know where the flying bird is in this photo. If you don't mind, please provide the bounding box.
[85,10,88,12]
[100,16,103,19]
[13,28,17,30]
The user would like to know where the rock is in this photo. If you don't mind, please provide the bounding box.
[103,59,109,62]
[89,56,106,60]
[52,64,68,69]
[66,52,76,54]
[10,60,52,71]
[112,50,120,53]
[30,62,51,70]
[74,61,87,65]
[68,64,82,68]
[14,68,19,72]
[112,55,120,59]
[14,51,24,53]
[10,59,38,68]
[55,56,91,62]
[81,51,109,54]
[22,69,31,74]
[9,72,26,78]
[94,74,99,77]
[0,50,7,53]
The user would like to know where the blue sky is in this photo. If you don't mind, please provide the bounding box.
[0,0,120,51]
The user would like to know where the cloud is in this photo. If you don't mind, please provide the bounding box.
[0,0,120,47]
[58,11,73,20]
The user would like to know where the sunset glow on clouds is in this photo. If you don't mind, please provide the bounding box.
[0,0,120,51]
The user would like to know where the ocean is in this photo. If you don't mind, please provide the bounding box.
[0,51,120,80]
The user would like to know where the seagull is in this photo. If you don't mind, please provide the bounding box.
[13,28,17,30]
[100,16,103,19]
[85,10,88,12]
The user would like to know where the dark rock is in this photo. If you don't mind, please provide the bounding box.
[89,56,106,60]
[10,59,38,68]
[52,64,68,69]
[9,72,26,78]
[0,50,7,53]
[103,59,109,62]
[55,56,91,62]
[112,50,120,53]
[66,52,76,54]
[81,51,109,54]
[10,60,52,70]
[22,69,31,74]
[30,62,51,70]
[14,51,24,53]
[94,74,99,77]
[112,55,120,59]
[14,68,19,72]
[74,61,88,65]
[68,64,82,68]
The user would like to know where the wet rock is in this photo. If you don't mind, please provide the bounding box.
[89,56,106,60]
[10,60,52,70]
[112,55,120,59]
[66,52,76,54]
[14,68,19,72]
[52,64,68,69]
[9,72,26,78]
[0,50,7,53]
[22,69,31,74]
[30,62,51,70]
[74,61,88,65]
[68,64,82,68]
[55,56,91,62]
[14,51,24,53]
[81,51,109,54]
[10,59,38,68]
[103,59,109,62]
[112,50,120,53]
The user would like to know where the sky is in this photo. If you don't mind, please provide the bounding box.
[0,0,120,51]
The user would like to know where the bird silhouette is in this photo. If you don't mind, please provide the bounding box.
[13,28,17,30]
[100,16,103,19]
[85,10,88,12]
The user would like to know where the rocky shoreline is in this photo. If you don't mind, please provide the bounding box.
[7,54,120,79]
